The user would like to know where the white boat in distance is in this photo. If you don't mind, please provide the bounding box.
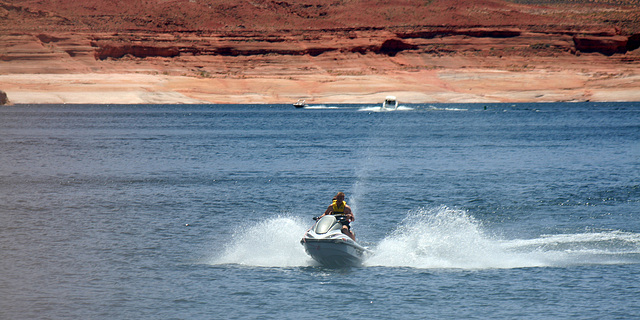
[382,96,398,110]
[293,99,306,108]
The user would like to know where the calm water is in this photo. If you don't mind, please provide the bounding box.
[1,103,639,319]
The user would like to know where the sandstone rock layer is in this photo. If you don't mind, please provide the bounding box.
[1,0,639,104]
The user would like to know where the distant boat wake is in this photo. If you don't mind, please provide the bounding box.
[209,206,640,269]
[358,105,414,112]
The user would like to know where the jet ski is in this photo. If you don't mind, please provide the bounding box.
[300,215,369,267]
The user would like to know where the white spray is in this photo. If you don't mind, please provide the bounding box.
[211,216,312,267]
[208,208,640,269]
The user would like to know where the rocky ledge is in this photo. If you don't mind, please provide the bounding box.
[85,27,640,61]
[0,90,9,105]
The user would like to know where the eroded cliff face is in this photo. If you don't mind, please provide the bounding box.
[1,0,639,103]
[2,0,639,67]
[5,26,636,70]
[89,30,639,60]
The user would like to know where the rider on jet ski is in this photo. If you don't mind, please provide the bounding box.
[317,192,356,241]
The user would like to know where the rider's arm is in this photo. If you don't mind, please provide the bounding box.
[318,205,333,219]
[345,206,354,222]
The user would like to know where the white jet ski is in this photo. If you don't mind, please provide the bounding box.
[300,215,369,267]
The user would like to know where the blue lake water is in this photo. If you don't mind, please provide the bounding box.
[1,102,639,319]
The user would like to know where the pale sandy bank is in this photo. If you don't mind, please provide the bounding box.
[1,68,640,105]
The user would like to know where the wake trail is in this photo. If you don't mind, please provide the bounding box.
[207,208,640,269]
[366,206,640,269]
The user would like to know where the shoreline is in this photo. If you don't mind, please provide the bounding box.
[2,68,640,105]
[4,101,638,106]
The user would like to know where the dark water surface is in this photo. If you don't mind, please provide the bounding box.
[1,103,639,319]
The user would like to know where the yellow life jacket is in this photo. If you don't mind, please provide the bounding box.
[331,200,346,216]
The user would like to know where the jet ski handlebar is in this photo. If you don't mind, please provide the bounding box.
[313,215,349,223]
